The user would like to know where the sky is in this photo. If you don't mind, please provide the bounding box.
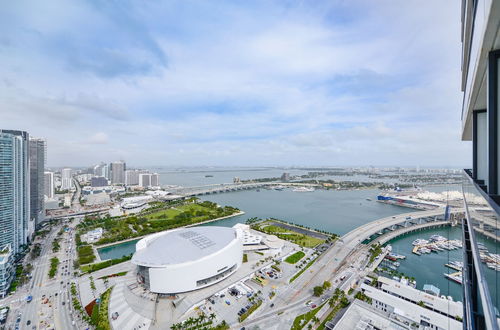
[0,1,470,167]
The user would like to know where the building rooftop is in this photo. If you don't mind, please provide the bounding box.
[132,226,238,267]
[332,299,408,330]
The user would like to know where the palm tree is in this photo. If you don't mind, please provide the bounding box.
[209,313,216,321]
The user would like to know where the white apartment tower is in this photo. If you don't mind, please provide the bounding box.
[61,168,72,190]
[44,171,54,199]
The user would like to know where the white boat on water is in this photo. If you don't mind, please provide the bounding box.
[412,239,429,246]
[430,235,447,242]
[292,187,315,192]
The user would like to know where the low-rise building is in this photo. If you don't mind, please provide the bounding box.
[360,276,463,329]
[91,176,108,187]
[82,228,103,243]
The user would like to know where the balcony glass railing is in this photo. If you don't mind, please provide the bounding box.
[462,170,500,329]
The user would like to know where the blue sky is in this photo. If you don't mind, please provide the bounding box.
[0,1,469,167]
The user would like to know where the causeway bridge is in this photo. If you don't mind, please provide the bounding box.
[339,208,465,249]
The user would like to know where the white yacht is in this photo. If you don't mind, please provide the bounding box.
[292,187,315,192]
[412,239,429,246]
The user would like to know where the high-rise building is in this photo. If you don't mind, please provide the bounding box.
[460,2,500,328]
[125,169,140,186]
[29,138,46,227]
[151,173,160,187]
[61,168,72,190]
[44,171,54,199]
[94,162,109,179]
[110,161,126,184]
[0,130,30,297]
[139,173,151,187]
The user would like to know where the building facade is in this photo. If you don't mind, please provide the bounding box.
[44,171,54,199]
[131,227,243,294]
[0,130,30,297]
[151,173,160,187]
[61,168,72,190]
[460,1,500,328]
[91,176,108,187]
[110,161,126,184]
[139,173,151,187]
[29,138,45,228]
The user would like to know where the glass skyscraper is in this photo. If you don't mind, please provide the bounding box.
[0,130,30,297]
[29,138,46,228]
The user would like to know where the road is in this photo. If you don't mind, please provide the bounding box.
[1,218,82,330]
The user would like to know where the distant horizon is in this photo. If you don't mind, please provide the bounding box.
[45,164,468,170]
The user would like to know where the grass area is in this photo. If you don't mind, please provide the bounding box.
[285,251,306,264]
[368,244,382,264]
[251,221,324,248]
[77,245,96,265]
[90,287,113,330]
[243,254,248,263]
[98,271,128,280]
[291,302,325,330]
[239,299,263,322]
[79,200,240,245]
[48,257,59,278]
[52,239,61,252]
[289,257,318,283]
[80,254,132,274]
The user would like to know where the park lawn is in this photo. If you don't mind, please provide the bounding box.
[254,221,324,248]
[145,208,182,220]
[145,203,219,221]
[285,251,306,264]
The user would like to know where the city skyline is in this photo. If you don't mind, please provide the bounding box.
[0,1,469,167]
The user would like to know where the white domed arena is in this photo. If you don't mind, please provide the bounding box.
[131,226,243,294]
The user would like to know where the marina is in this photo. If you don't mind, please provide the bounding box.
[411,235,463,256]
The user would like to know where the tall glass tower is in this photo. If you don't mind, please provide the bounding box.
[29,138,46,229]
[0,130,30,297]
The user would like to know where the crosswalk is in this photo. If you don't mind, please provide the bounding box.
[109,282,152,330]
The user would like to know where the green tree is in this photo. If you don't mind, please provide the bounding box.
[313,286,324,297]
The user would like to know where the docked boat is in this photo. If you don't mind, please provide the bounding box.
[412,239,429,246]
[292,187,315,192]
[430,235,447,242]
[444,272,463,285]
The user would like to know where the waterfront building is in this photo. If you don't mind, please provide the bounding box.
[125,169,140,186]
[281,172,290,181]
[332,299,413,330]
[29,138,45,228]
[131,226,243,294]
[139,173,151,187]
[44,171,54,199]
[360,277,462,329]
[61,168,72,190]
[91,176,108,187]
[151,173,160,187]
[0,130,30,297]
[460,1,500,328]
[110,161,126,184]
[125,169,151,186]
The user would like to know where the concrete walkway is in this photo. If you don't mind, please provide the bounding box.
[109,282,152,330]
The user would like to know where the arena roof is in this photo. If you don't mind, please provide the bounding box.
[132,226,238,267]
